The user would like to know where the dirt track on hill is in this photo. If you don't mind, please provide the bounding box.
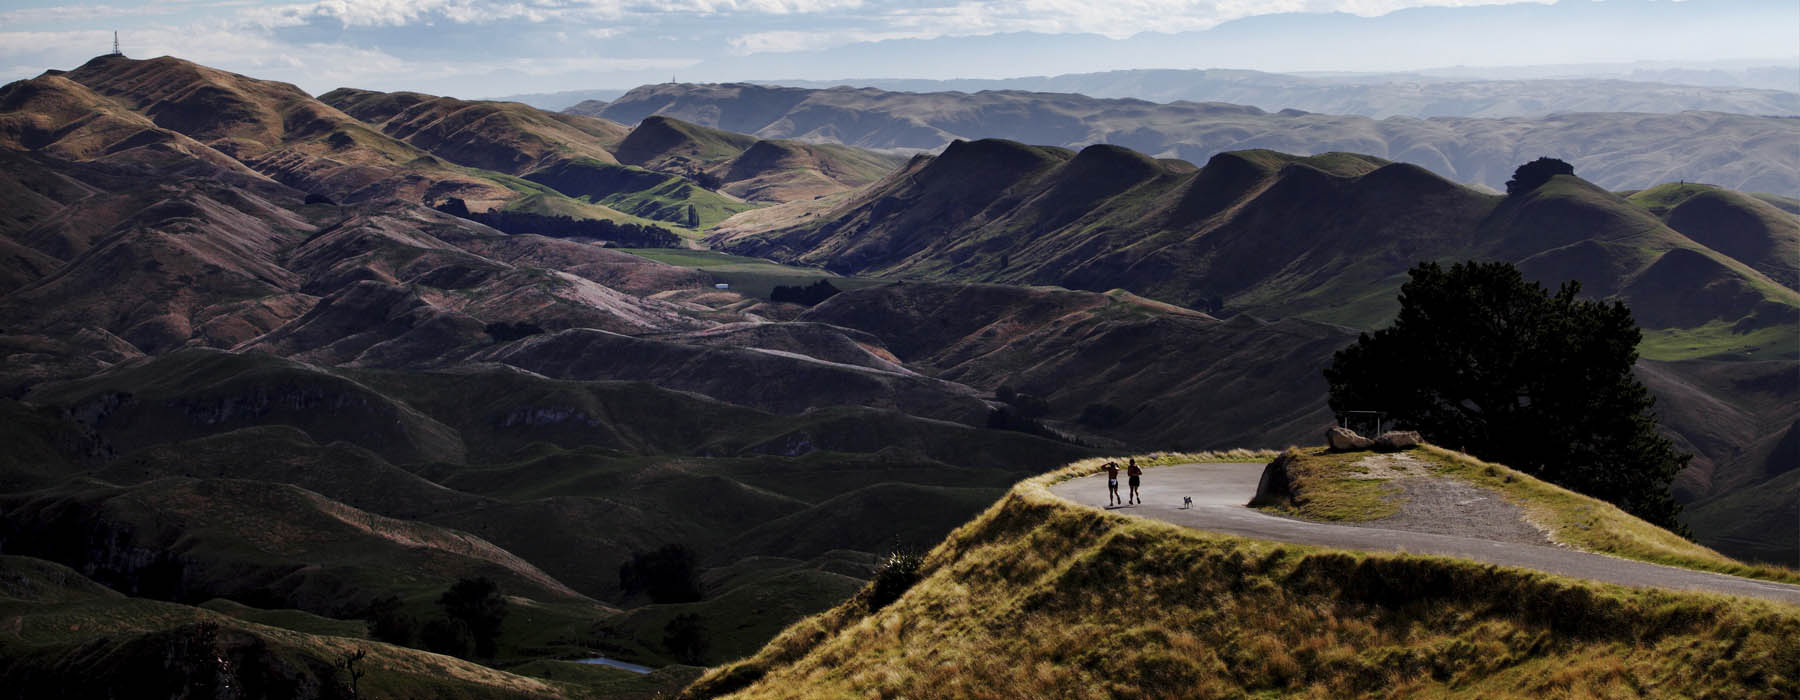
[1048,463,1800,606]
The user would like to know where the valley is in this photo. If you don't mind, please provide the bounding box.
[0,47,1794,698]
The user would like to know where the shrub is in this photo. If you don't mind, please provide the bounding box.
[438,577,507,658]
[868,550,924,611]
[621,544,705,604]
[365,595,414,645]
[769,279,842,306]
[663,613,711,664]
[434,199,682,247]
[484,321,545,342]
[421,617,471,658]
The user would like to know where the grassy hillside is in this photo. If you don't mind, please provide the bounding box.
[617,249,885,299]
[1683,469,1800,568]
[682,455,1799,699]
[51,55,520,206]
[796,282,1355,450]
[523,157,758,230]
[614,115,760,169]
[611,116,906,204]
[314,86,761,232]
[0,555,590,699]
[319,88,626,172]
[713,143,1795,354]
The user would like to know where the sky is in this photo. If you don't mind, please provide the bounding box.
[0,0,1795,98]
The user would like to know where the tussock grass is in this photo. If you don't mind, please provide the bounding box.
[679,453,1799,699]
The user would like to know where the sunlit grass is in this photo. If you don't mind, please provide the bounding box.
[680,451,1800,699]
[1638,321,1798,361]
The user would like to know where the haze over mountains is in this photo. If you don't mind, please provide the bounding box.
[760,68,1800,119]
[589,82,1800,195]
[1,48,1796,696]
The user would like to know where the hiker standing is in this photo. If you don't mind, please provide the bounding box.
[1127,458,1143,505]
[1104,461,1122,506]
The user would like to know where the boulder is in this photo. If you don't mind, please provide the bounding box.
[1374,430,1423,451]
[1326,426,1374,451]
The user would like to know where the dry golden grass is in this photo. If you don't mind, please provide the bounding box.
[680,452,1800,700]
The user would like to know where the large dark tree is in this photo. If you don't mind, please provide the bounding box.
[1324,261,1689,531]
[438,577,508,658]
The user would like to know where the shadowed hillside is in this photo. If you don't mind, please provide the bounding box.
[713,141,1797,346]
[317,88,758,230]
[798,282,1354,450]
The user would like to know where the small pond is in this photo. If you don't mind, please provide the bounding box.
[574,657,653,674]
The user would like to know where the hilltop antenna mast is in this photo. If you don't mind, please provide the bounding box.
[111,31,122,57]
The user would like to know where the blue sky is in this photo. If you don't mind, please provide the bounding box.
[1,0,1795,98]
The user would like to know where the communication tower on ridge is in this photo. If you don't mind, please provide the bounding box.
[111,31,122,57]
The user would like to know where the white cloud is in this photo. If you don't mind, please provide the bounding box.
[711,0,1558,55]
[0,3,186,25]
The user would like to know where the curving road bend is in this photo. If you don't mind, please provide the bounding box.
[1049,463,1800,606]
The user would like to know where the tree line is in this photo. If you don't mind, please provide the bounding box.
[436,198,682,248]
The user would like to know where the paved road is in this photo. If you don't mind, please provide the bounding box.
[1049,463,1800,606]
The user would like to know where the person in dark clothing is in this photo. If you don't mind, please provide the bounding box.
[1104,461,1122,506]
[1126,458,1143,505]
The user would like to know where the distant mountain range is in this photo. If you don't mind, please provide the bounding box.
[761,68,1800,119]
[591,82,1800,195]
[488,88,628,112]
[499,63,1799,119]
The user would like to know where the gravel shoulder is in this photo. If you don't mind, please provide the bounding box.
[1353,476,1551,546]
[1048,462,1800,606]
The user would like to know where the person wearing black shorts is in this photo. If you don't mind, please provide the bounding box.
[1126,458,1142,505]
